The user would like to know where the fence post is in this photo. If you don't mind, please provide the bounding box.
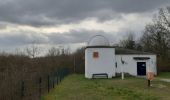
[39,77,42,98]
[59,69,61,82]
[61,69,63,80]
[52,75,55,88]
[46,68,68,94]
[47,75,50,93]
[56,75,58,85]
[56,71,59,85]
[21,80,25,98]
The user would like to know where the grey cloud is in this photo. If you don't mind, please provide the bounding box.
[47,30,121,45]
[0,32,48,47]
[0,30,122,48]
[0,0,169,26]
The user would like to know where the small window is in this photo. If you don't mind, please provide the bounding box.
[115,62,117,68]
[93,52,99,58]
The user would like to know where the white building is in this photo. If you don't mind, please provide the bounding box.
[85,35,157,79]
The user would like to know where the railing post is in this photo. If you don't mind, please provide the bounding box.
[21,80,25,98]
[59,69,61,82]
[47,75,50,93]
[39,77,42,98]
[52,75,55,88]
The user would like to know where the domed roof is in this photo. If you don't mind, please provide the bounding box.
[88,35,110,46]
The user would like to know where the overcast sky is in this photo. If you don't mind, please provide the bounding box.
[0,0,170,54]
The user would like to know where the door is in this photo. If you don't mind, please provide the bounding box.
[137,62,146,75]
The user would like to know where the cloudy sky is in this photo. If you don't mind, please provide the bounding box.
[0,0,170,54]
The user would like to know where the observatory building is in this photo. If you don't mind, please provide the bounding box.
[85,35,157,79]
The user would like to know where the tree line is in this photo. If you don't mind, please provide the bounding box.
[119,7,170,71]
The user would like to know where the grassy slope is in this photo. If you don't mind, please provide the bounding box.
[43,74,170,100]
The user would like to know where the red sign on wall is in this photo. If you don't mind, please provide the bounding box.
[93,52,99,58]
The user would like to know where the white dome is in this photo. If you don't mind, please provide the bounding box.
[88,35,110,46]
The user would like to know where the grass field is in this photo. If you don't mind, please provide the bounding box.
[42,74,170,100]
[157,72,170,78]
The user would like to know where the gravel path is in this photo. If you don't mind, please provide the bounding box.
[159,78,170,82]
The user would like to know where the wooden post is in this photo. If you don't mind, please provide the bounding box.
[74,55,76,73]
[56,76,58,85]
[21,81,24,98]
[47,75,50,93]
[52,76,55,88]
[148,80,151,87]
[39,77,42,98]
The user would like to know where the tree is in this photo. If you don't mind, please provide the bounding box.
[140,7,170,58]
[64,47,71,55]
[73,47,85,74]
[25,42,41,58]
[46,47,60,57]
[119,32,136,49]
[14,48,27,56]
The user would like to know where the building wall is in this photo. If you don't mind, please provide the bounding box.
[115,54,157,76]
[85,48,115,78]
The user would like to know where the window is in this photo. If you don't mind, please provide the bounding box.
[115,62,117,68]
[93,52,99,58]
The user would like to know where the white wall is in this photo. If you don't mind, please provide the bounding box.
[115,54,157,76]
[85,48,115,78]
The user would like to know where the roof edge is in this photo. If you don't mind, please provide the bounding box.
[115,54,156,55]
[85,46,156,55]
[85,46,115,49]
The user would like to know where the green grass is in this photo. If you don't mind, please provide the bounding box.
[42,74,170,100]
[157,72,170,78]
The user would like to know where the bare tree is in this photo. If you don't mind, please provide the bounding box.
[14,48,27,56]
[119,31,136,49]
[46,47,60,56]
[64,47,71,55]
[25,42,41,58]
